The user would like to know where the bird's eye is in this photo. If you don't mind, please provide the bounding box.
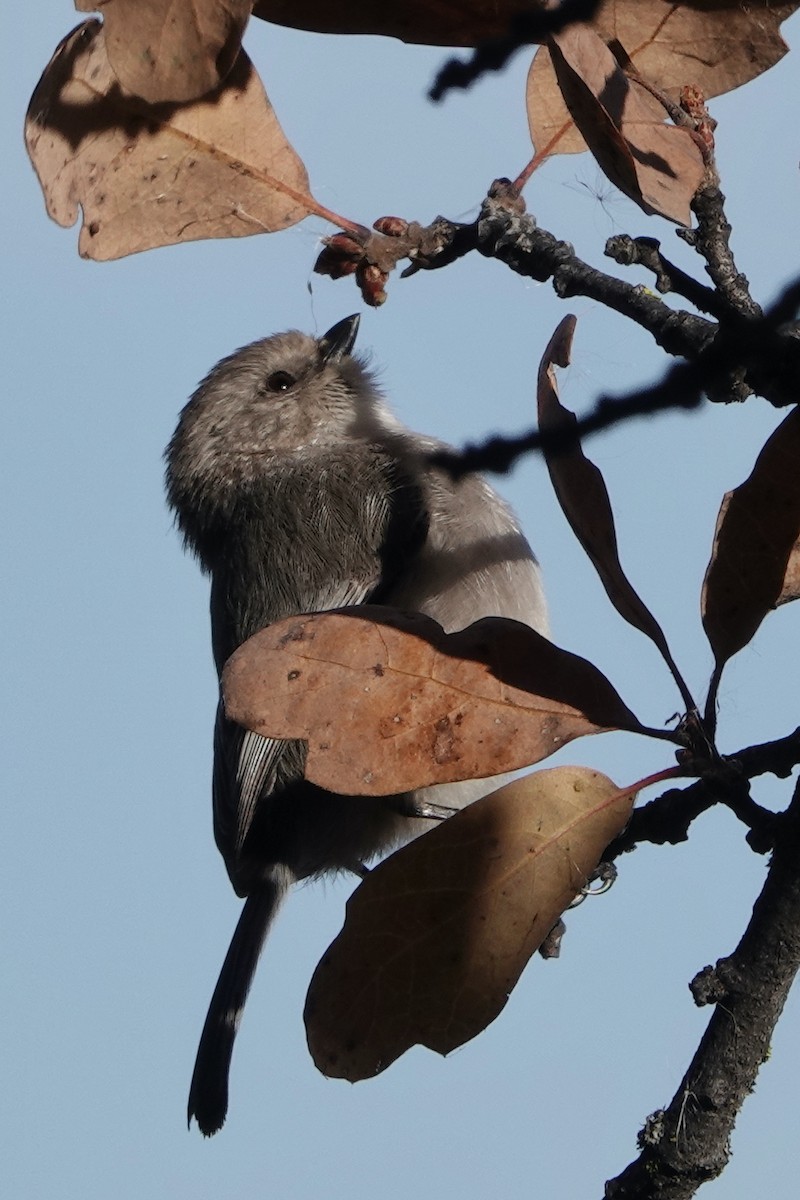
[265,370,295,392]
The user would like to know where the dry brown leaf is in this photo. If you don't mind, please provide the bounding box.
[25,20,313,260]
[547,25,705,224]
[527,2,798,159]
[253,0,539,46]
[74,0,251,103]
[527,44,598,158]
[537,317,688,690]
[305,766,633,1080]
[222,606,644,795]
[526,38,667,159]
[702,407,800,667]
[597,0,799,100]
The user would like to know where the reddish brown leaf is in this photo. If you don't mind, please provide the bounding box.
[222,607,644,795]
[537,317,690,701]
[305,766,633,1080]
[527,1,798,159]
[546,25,704,224]
[74,0,251,103]
[702,407,800,666]
[25,21,313,260]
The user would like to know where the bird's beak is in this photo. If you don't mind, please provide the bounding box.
[319,314,360,363]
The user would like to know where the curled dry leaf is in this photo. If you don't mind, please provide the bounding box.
[305,766,633,1080]
[546,25,705,224]
[222,606,644,796]
[74,0,251,103]
[537,316,691,704]
[527,43,605,158]
[702,406,800,667]
[527,1,798,159]
[25,21,312,260]
[253,0,538,46]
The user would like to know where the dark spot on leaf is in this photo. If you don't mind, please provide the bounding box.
[432,716,460,765]
[279,622,309,646]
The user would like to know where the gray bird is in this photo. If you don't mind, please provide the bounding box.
[165,314,548,1135]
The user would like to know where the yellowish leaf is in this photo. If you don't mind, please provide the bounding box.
[305,766,633,1080]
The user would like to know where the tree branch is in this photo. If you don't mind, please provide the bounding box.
[605,234,723,319]
[317,186,800,459]
[605,727,800,859]
[604,774,800,1198]
[474,188,715,357]
[680,182,763,321]
[429,271,800,479]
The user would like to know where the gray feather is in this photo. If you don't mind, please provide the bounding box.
[166,321,548,1134]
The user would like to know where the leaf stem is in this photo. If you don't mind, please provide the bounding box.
[512,120,574,192]
[619,765,686,802]
[704,661,723,738]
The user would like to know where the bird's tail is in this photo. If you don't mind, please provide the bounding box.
[188,872,289,1136]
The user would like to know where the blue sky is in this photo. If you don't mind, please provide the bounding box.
[4,6,799,1198]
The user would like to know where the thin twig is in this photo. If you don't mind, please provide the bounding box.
[429,0,604,102]
[605,235,723,318]
[605,727,800,859]
[428,381,705,478]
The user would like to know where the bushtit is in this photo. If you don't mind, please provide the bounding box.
[166,314,548,1135]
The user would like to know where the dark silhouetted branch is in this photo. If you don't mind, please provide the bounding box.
[605,774,800,1198]
[605,234,723,318]
[606,727,800,859]
[429,0,603,101]
[430,272,800,479]
[680,183,763,321]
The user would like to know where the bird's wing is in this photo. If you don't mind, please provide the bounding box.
[212,576,386,894]
[212,454,430,894]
